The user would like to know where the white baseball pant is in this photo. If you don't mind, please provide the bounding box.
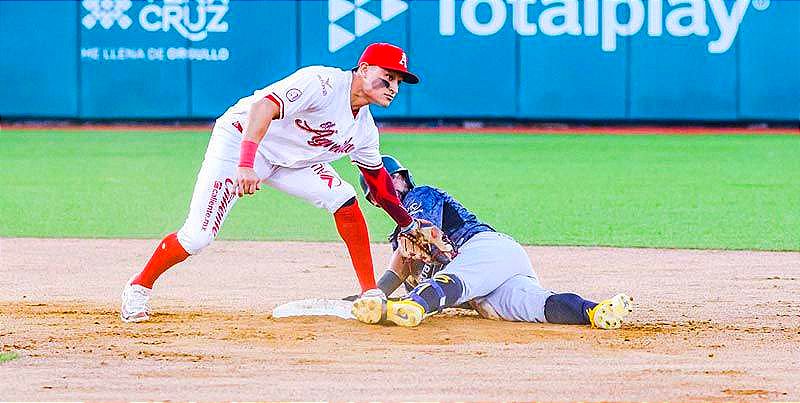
[440,232,554,323]
[176,123,356,254]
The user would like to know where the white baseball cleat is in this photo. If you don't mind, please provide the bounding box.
[351,288,387,324]
[588,293,633,330]
[121,278,152,323]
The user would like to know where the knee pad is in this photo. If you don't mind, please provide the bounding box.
[176,228,212,255]
[408,273,464,314]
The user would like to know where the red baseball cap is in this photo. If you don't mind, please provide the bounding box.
[357,42,419,84]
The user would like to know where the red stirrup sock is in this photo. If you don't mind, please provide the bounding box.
[132,232,190,289]
[333,199,377,292]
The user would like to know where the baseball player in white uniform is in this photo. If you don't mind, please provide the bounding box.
[121,43,437,323]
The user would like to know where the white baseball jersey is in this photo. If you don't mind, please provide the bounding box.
[217,66,383,170]
[176,66,387,255]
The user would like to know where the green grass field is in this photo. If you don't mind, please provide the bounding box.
[1,129,798,251]
[0,352,19,363]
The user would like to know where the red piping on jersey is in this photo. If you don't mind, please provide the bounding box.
[359,166,413,227]
[352,159,383,170]
[265,93,284,119]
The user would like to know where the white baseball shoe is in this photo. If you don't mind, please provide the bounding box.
[350,288,387,324]
[588,293,633,330]
[121,277,152,323]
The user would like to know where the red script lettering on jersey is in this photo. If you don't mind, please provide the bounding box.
[295,119,355,153]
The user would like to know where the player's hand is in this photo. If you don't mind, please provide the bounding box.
[236,167,261,197]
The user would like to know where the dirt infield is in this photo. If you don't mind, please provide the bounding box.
[1,238,798,400]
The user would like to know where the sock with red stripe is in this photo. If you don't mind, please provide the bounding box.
[333,198,377,292]
[131,232,190,289]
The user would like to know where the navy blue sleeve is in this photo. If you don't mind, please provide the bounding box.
[388,186,445,249]
[402,186,444,228]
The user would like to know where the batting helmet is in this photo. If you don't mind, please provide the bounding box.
[359,155,415,205]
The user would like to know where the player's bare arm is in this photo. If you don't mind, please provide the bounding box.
[386,248,416,286]
[391,248,414,277]
[236,98,280,197]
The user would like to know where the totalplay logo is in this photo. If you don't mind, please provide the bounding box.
[328,0,772,54]
[328,0,409,52]
[439,0,770,54]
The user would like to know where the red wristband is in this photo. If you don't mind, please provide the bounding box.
[238,140,258,168]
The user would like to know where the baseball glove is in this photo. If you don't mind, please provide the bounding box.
[398,219,454,264]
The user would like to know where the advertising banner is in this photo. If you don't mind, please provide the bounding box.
[0,0,796,121]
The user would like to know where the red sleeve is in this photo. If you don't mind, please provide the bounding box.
[359,166,413,227]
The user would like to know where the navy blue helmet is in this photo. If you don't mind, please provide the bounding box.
[359,155,415,204]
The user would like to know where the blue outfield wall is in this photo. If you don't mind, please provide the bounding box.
[0,0,797,122]
[0,1,79,118]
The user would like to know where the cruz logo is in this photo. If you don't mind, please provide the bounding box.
[328,0,409,52]
[81,0,229,42]
[82,0,133,30]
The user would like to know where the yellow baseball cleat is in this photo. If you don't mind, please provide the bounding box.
[385,299,425,327]
[351,289,387,324]
[588,293,633,330]
[351,296,426,327]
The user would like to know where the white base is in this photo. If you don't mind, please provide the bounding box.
[271,298,355,320]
